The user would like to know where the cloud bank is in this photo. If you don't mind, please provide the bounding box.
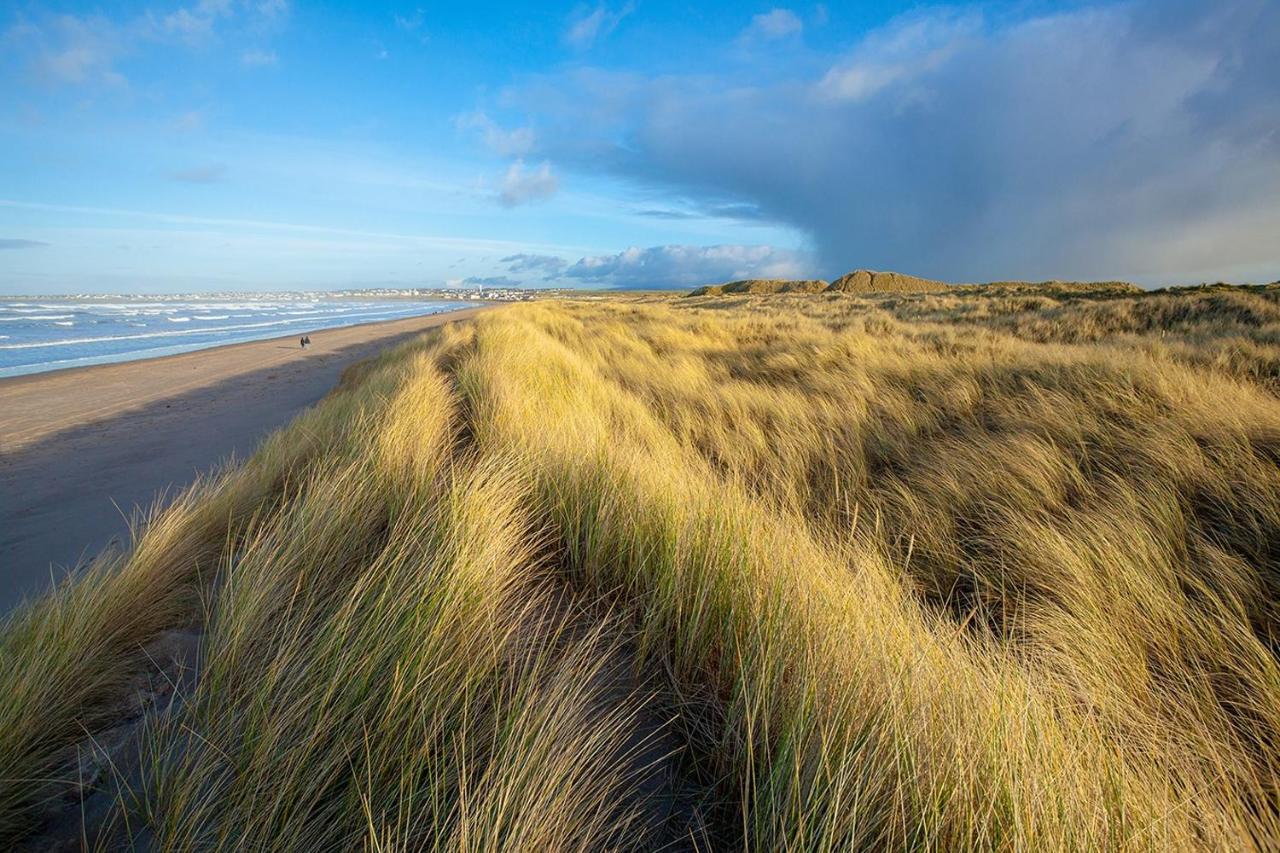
[491,0,1280,283]
[484,245,810,290]
[562,244,809,289]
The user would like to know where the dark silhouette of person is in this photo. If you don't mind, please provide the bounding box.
[300,336,306,349]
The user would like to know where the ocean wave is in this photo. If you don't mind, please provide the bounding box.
[192,314,230,320]
[0,314,75,321]
[0,307,443,351]
[53,321,74,326]
[167,316,192,322]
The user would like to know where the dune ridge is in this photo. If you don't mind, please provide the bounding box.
[2,288,1279,849]
[688,270,1154,298]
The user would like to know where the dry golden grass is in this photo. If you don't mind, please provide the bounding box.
[688,279,830,297]
[2,287,1279,850]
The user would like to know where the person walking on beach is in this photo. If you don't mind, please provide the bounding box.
[300,336,306,349]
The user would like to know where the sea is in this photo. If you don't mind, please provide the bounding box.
[0,296,477,379]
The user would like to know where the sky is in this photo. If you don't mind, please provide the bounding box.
[0,0,1276,293]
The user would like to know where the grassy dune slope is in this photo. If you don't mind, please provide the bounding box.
[2,289,1280,850]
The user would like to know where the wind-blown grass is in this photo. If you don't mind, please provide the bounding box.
[2,290,1278,850]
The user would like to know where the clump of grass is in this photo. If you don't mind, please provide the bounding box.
[2,291,1279,849]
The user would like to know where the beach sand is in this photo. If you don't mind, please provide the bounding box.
[0,306,489,612]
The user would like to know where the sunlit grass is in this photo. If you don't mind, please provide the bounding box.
[2,289,1278,849]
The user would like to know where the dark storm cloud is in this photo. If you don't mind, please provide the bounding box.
[494,0,1280,284]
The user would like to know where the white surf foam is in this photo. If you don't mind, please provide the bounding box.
[0,307,430,350]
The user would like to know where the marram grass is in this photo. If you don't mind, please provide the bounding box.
[2,288,1279,850]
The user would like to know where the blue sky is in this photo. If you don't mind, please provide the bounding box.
[0,0,1277,293]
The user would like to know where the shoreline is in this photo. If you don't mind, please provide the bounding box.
[0,304,490,611]
[0,300,488,384]
[0,306,488,452]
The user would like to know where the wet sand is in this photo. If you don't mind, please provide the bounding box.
[0,305,489,612]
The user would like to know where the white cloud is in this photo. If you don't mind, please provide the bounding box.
[563,244,811,289]
[4,2,290,88]
[393,7,430,43]
[741,9,804,42]
[564,3,633,49]
[241,48,278,66]
[394,8,425,32]
[456,111,535,157]
[257,0,289,21]
[4,14,127,87]
[498,160,559,206]
[151,0,236,45]
[818,9,980,101]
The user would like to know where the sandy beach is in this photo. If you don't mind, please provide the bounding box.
[0,305,488,612]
